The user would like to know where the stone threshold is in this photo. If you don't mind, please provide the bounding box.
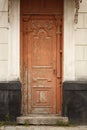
[17,115,68,125]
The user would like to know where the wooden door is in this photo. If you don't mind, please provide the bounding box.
[21,15,62,115]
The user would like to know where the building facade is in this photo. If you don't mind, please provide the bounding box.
[0,0,87,123]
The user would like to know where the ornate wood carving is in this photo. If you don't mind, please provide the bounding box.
[74,0,82,24]
[29,19,54,36]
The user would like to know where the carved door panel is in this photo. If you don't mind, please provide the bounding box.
[21,15,62,114]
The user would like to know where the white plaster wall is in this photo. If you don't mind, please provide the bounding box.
[75,0,87,80]
[0,0,87,81]
[0,0,20,81]
[0,0,8,81]
[63,0,75,81]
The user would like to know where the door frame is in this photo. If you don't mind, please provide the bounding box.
[20,1,64,115]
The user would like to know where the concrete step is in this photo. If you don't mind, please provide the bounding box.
[17,115,68,125]
[1,126,87,130]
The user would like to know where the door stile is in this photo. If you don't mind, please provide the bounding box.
[21,16,30,115]
[55,16,63,114]
[52,20,57,113]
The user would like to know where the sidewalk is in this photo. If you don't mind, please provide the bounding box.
[0,126,87,130]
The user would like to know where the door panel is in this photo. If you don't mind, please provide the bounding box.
[21,15,62,114]
[21,0,63,14]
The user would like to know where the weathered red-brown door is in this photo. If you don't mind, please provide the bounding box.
[21,0,63,115]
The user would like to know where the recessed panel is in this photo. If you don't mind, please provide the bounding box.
[32,88,53,107]
[30,19,54,67]
[21,0,63,14]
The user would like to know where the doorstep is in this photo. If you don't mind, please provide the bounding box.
[17,115,68,125]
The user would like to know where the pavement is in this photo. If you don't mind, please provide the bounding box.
[0,126,87,130]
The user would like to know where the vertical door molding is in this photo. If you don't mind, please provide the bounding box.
[64,0,75,81]
[8,0,20,80]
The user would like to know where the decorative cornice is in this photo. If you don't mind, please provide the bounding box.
[74,0,82,24]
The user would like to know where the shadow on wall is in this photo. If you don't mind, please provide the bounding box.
[62,81,87,124]
[0,81,21,121]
